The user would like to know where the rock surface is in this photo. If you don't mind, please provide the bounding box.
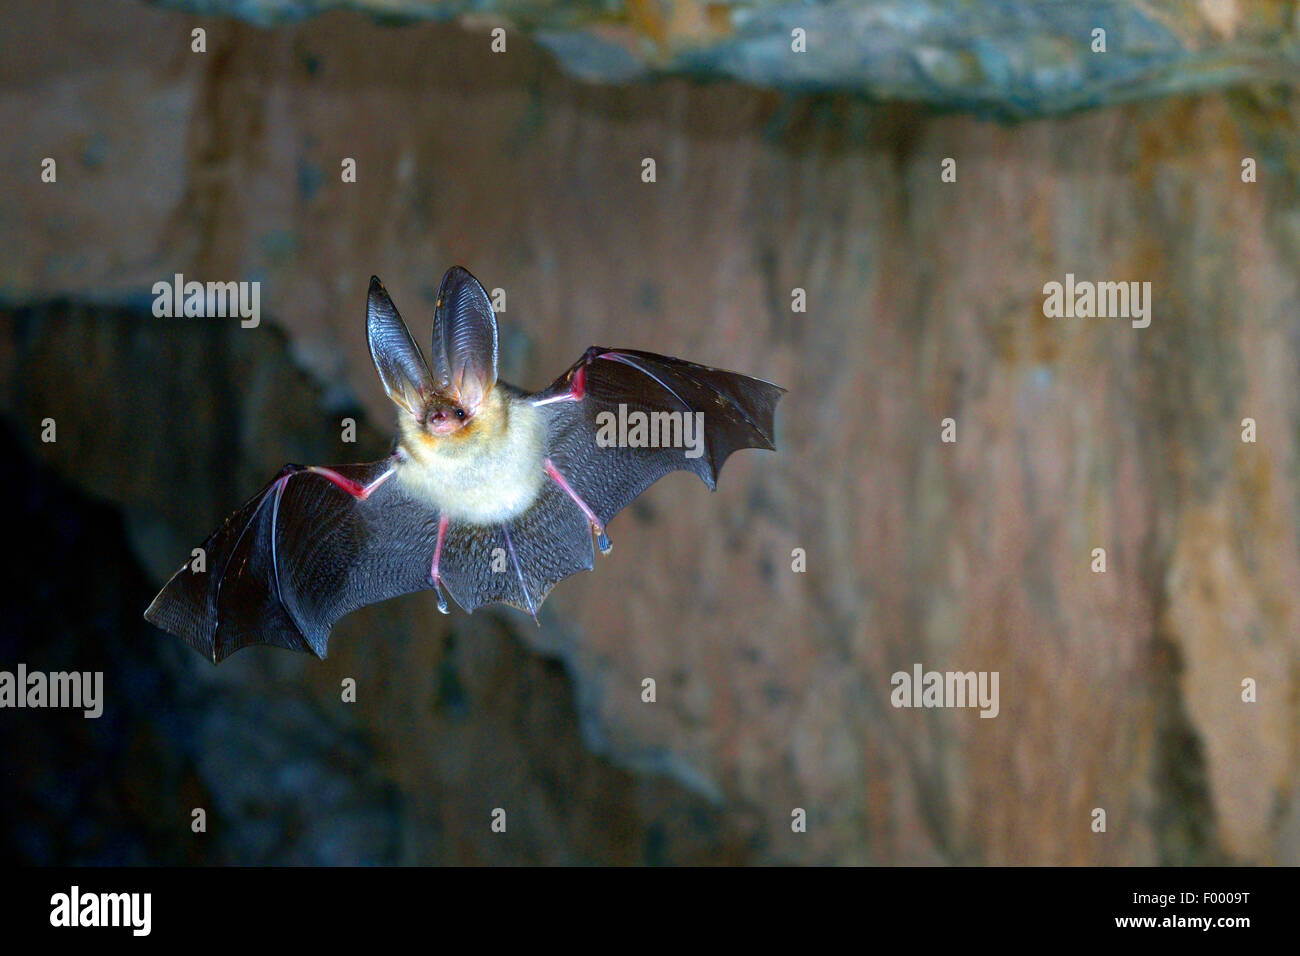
[2,0,1299,863]
[149,0,1300,118]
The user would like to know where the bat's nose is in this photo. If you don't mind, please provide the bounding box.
[427,409,462,435]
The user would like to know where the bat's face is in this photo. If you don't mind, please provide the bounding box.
[366,267,499,436]
[423,395,474,436]
[405,384,512,453]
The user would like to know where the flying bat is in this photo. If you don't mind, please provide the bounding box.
[145,266,785,662]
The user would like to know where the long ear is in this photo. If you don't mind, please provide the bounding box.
[367,276,433,417]
[431,266,498,413]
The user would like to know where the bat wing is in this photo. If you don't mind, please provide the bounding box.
[536,347,784,525]
[451,348,784,617]
[144,460,440,662]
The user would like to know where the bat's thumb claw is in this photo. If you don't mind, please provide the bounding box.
[597,531,612,555]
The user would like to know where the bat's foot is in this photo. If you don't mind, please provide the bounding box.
[544,457,612,557]
[430,513,450,614]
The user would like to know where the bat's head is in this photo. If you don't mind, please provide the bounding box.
[366,268,499,440]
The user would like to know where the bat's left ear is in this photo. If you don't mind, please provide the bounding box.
[367,276,434,418]
[431,266,498,413]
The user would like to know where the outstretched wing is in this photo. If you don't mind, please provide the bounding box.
[534,347,784,527]
[452,348,784,617]
[144,460,440,662]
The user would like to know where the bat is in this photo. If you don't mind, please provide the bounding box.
[145,266,785,663]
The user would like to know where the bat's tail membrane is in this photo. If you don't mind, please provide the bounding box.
[436,479,597,617]
[499,525,538,623]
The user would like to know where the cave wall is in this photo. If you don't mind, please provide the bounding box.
[150,0,1300,118]
[2,0,1299,863]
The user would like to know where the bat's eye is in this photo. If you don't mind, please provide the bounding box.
[454,407,466,420]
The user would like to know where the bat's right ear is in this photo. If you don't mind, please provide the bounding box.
[431,266,498,414]
[367,276,433,418]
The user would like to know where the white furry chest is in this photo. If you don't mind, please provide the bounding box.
[394,402,547,525]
